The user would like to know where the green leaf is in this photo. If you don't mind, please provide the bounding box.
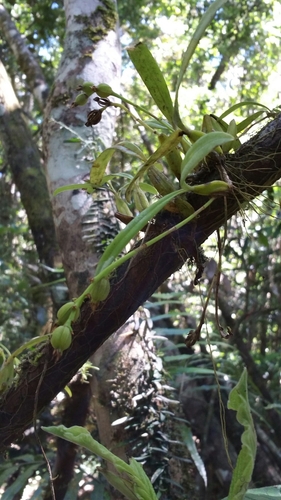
[220,101,270,120]
[236,111,267,134]
[127,42,174,124]
[42,425,132,473]
[180,132,234,187]
[90,148,115,186]
[181,426,207,487]
[174,0,228,129]
[63,137,81,143]
[145,119,173,133]
[139,182,158,195]
[0,464,20,487]
[42,425,158,500]
[95,188,185,274]
[243,485,281,499]
[221,485,281,500]
[114,141,147,160]
[129,458,158,500]
[2,464,39,500]
[53,183,94,196]
[227,369,257,500]
[101,469,138,500]
[125,129,184,200]
[101,172,133,184]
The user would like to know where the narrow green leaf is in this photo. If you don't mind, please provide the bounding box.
[174,0,228,129]
[53,183,94,196]
[180,132,233,187]
[95,188,184,274]
[139,182,158,195]
[236,111,266,134]
[244,485,281,499]
[220,101,270,119]
[101,172,133,184]
[114,141,147,160]
[227,369,257,500]
[127,42,174,124]
[145,119,173,133]
[63,137,81,143]
[2,464,38,500]
[181,426,207,487]
[125,129,183,200]
[0,464,19,487]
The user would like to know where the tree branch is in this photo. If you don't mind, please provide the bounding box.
[0,113,281,451]
[0,4,49,108]
[0,59,57,266]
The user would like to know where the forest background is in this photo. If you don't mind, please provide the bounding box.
[1,0,281,499]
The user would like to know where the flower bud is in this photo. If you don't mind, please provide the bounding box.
[57,302,74,323]
[51,325,72,352]
[79,81,95,96]
[95,83,113,98]
[71,93,88,107]
[90,278,110,303]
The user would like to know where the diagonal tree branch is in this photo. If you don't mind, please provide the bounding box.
[0,4,49,108]
[0,59,57,266]
[0,113,281,451]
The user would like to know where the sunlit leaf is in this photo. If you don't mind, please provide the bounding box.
[127,42,174,124]
[180,131,233,187]
[174,0,228,129]
[220,101,270,120]
[53,183,94,196]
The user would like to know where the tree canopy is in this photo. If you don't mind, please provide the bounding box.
[1,0,281,498]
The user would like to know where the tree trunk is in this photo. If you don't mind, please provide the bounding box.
[0,59,57,267]
[41,1,121,495]
[0,4,49,108]
[43,0,121,297]
[1,112,281,451]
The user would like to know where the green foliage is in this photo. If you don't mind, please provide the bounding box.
[0,175,45,352]
[42,425,158,500]
[1,0,281,498]
[227,369,257,499]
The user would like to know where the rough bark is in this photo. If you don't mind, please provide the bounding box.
[0,59,57,267]
[40,1,121,495]
[1,113,281,451]
[43,0,121,296]
[0,4,49,108]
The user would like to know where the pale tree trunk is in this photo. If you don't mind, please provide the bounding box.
[42,1,123,497]
[43,0,121,297]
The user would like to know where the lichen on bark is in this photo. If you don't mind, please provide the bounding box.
[75,0,118,44]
